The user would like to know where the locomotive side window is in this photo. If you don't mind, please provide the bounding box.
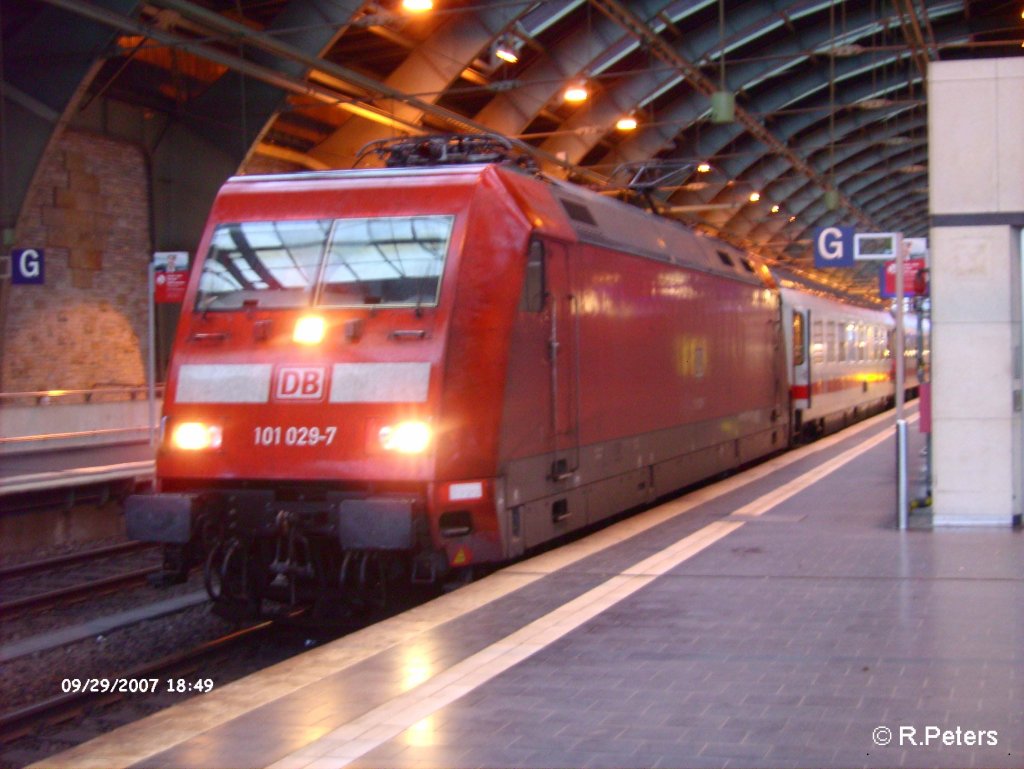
[319,215,453,308]
[792,312,806,366]
[196,220,332,310]
[519,239,546,313]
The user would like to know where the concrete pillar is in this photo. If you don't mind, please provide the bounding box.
[928,58,1023,526]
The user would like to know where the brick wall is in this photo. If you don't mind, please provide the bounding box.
[3,131,151,392]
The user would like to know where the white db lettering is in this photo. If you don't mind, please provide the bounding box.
[275,367,325,400]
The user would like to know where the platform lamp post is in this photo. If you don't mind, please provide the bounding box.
[147,261,157,447]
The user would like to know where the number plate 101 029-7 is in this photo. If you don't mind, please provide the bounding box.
[254,425,337,446]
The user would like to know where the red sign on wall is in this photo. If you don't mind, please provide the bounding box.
[154,270,188,303]
[879,258,927,298]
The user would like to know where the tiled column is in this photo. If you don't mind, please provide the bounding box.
[928,59,1023,526]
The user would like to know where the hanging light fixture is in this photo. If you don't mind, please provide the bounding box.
[402,0,433,11]
[825,0,839,212]
[493,35,520,65]
[748,191,761,203]
[696,162,712,173]
[615,114,638,131]
[711,0,734,123]
[564,80,589,103]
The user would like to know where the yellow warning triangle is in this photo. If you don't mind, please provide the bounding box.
[452,547,469,566]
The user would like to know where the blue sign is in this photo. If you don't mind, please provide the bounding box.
[11,248,45,285]
[813,226,855,268]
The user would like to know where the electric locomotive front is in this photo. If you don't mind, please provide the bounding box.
[126,165,531,614]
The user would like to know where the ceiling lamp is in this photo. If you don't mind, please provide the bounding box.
[615,114,638,131]
[564,80,589,103]
[402,0,433,11]
[833,44,865,57]
[696,162,712,173]
[771,204,780,214]
[748,191,761,203]
[493,35,521,64]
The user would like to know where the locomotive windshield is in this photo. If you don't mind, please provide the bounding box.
[195,215,453,311]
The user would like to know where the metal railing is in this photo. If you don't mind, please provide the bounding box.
[0,384,164,450]
[0,384,163,407]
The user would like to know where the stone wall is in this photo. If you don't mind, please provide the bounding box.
[3,130,151,392]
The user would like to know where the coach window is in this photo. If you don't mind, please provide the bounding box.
[812,320,825,364]
[826,321,836,362]
[520,239,546,313]
[792,313,806,366]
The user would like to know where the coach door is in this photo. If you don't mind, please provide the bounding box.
[545,240,579,482]
[792,309,811,408]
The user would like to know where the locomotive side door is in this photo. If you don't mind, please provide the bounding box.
[544,239,579,481]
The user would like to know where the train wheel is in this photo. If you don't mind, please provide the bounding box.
[340,551,389,612]
[204,538,245,601]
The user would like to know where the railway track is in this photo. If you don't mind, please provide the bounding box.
[0,620,275,744]
[0,542,152,580]
[0,566,162,616]
[0,542,163,617]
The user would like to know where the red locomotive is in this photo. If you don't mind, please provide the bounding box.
[126,135,912,616]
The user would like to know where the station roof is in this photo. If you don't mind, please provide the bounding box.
[2,0,1021,298]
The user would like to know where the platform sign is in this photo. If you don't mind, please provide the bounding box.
[879,257,927,298]
[11,248,44,285]
[153,251,189,304]
[813,226,855,268]
[854,232,900,261]
[903,237,929,260]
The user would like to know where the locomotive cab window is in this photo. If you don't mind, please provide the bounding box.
[194,215,453,311]
[519,239,546,313]
[319,215,453,308]
[196,219,332,311]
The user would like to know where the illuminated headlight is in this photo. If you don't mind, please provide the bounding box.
[170,421,223,451]
[293,315,326,345]
[379,421,431,454]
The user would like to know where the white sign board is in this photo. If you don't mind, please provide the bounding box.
[854,232,901,261]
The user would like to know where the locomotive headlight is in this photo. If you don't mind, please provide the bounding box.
[379,420,432,454]
[170,421,223,451]
[293,315,326,345]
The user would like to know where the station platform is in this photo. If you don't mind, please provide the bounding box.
[34,408,1023,769]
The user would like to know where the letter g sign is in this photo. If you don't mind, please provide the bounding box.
[813,226,854,268]
[12,248,45,285]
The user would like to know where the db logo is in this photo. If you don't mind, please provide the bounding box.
[274,366,327,401]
